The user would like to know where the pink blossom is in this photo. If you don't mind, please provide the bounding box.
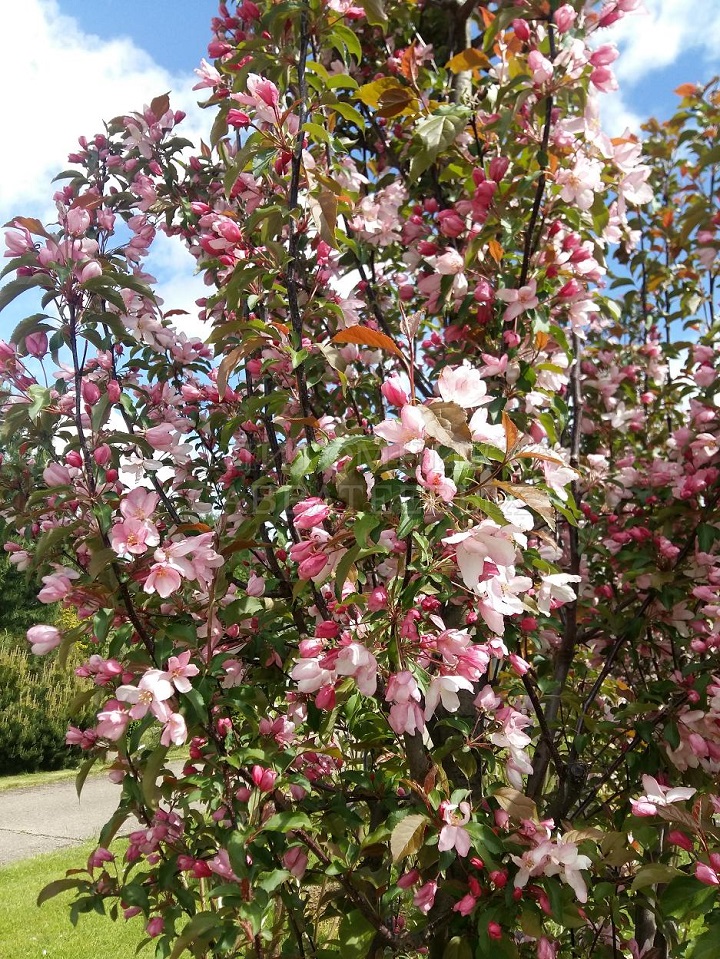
[193,58,222,90]
[233,74,281,126]
[146,917,165,938]
[26,624,62,655]
[375,404,426,462]
[95,699,131,741]
[110,517,160,558]
[453,893,477,916]
[535,573,582,614]
[416,448,457,502]
[167,651,200,693]
[469,407,507,450]
[386,671,425,735]
[438,364,490,409]
[443,521,520,590]
[121,488,160,522]
[438,801,472,856]
[695,862,720,886]
[397,868,420,889]
[495,280,538,322]
[293,496,331,529]
[512,836,592,902]
[413,880,437,914]
[381,375,409,407]
[424,675,474,720]
[116,669,174,721]
[4,224,34,256]
[246,572,265,597]
[207,849,239,881]
[556,156,603,211]
[144,562,183,597]
[335,642,378,695]
[630,775,696,816]
[528,50,553,84]
[553,4,577,30]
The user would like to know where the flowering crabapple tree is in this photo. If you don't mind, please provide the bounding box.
[1,0,720,955]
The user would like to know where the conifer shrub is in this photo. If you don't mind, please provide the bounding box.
[0,642,90,774]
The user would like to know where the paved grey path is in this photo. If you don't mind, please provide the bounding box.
[0,774,138,866]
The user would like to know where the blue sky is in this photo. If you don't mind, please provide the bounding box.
[59,0,215,75]
[0,0,718,340]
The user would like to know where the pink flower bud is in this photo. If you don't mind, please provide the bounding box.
[82,380,101,405]
[227,109,251,128]
[107,380,121,403]
[315,685,336,711]
[283,847,308,878]
[488,921,503,940]
[66,207,91,235]
[553,4,576,32]
[251,765,277,792]
[246,572,265,597]
[381,375,409,407]
[146,917,165,938]
[667,830,693,852]
[695,862,720,886]
[298,553,328,580]
[93,444,112,466]
[398,868,420,889]
[413,880,437,914]
[65,450,83,468]
[25,331,48,357]
[512,18,530,41]
[367,586,388,612]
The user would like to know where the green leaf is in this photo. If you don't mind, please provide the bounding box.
[75,758,97,799]
[10,313,53,346]
[26,384,51,421]
[262,811,313,832]
[443,937,473,959]
[142,744,170,810]
[256,869,292,893]
[390,813,427,861]
[353,513,380,548]
[334,544,361,600]
[661,875,719,919]
[317,434,372,473]
[330,23,362,63]
[336,910,376,959]
[99,808,130,848]
[331,101,366,129]
[689,925,720,959]
[359,0,387,26]
[37,878,85,906]
[631,863,682,891]
[410,111,468,180]
[169,913,224,959]
[0,274,53,313]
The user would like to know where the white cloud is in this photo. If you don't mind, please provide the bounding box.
[598,0,720,135]
[0,0,210,218]
[150,231,210,341]
[0,0,213,339]
[611,0,720,85]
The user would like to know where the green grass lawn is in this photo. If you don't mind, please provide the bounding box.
[0,767,83,794]
[0,843,147,959]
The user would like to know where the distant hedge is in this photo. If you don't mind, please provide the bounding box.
[0,640,92,775]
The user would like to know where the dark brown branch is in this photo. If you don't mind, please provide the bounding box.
[517,18,557,290]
